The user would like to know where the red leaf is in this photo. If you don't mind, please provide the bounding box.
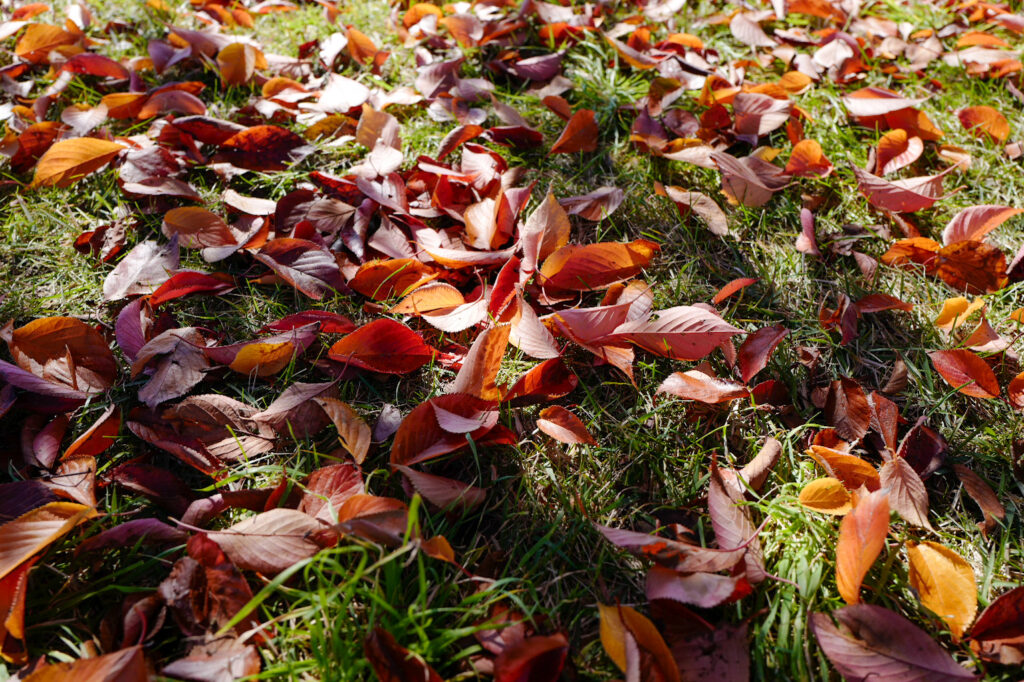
[928,349,1000,399]
[941,205,1022,245]
[328,319,435,374]
[601,305,744,361]
[364,627,443,682]
[968,585,1024,664]
[149,272,234,307]
[737,324,788,384]
[213,125,312,170]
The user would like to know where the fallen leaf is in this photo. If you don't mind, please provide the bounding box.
[536,405,596,445]
[811,604,977,682]
[799,477,853,515]
[30,137,124,188]
[0,502,97,581]
[958,106,1010,143]
[928,349,1000,399]
[549,109,599,154]
[879,458,932,529]
[907,541,977,640]
[836,489,889,604]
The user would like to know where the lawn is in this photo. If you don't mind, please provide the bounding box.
[0,0,1022,680]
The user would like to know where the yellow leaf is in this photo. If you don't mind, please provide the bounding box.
[0,502,97,581]
[229,341,295,377]
[598,603,628,672]
[30,137,125,188]
[934,297,985,331]
[907,541,977,640]
[799,477,853,514]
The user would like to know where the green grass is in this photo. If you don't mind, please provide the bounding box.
[2,0,1023,680]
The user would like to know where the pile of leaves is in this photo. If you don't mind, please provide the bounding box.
[1,0,1022,679]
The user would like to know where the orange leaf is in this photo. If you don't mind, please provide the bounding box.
[785,139,833,177]
[808,446,880,491]
[228,341,296,377]
[0,502,97,581]
[836,489,890,604]
[539,240,659,292]
[599,604,681,682]
[30,137,124,188]
[22,646,147,682]
[876,129,923,175]
[958,106,1009,143]
[536,405,597,445]
[549,109,599,154]
[349,259,437,301]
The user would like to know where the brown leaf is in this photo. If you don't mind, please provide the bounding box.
[879,458,932,529]
[254,238,345,300]
[659,185,729,236]
[907,541,977,640]
[23,646,148,682]
[314,398,371,464]
[364,627,443,682]
[599,604,681,682]
[824,378,871,441]
[299,462,365,522]
[836,489,889,604]
[103,239,179,301]
[394,465,486,512]
[953,464,1005,532]
[211,508,324,576]
[8,316,117,395]
[709,456,765,582]
[928,349,1000,399]
[656,369,749,404]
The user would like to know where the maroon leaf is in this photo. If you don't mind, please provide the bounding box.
[811,604,978,682]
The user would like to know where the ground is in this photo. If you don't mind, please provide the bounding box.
[0,0,1022,680]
